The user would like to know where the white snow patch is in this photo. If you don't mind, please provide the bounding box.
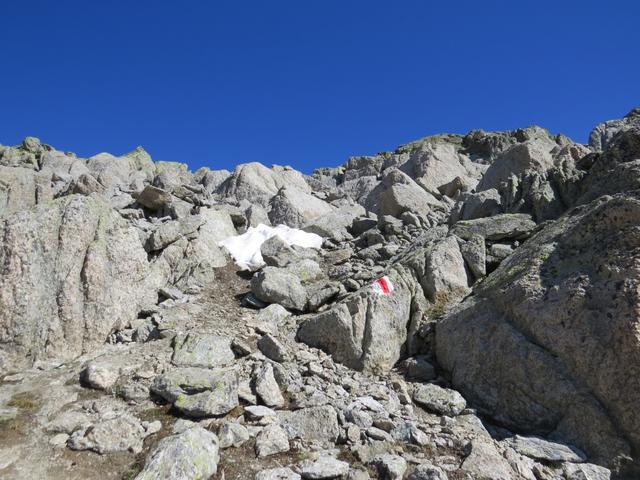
[219,224,323,271]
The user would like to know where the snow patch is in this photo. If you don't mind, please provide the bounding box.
[219,224,323,271]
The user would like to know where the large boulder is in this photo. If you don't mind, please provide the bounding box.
[268,187,335,228]
[399,141,485,194]
[0,195,155,369]
[135,427,219,480]
[251,267,308,311]
[589,108,640,151]
[297,263,421,372]
[450,213,537,241]
[436,193,640,471]
[218,162,310,207]
[366,169,443,217]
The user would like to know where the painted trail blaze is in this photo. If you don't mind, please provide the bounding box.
[372,275,394,295]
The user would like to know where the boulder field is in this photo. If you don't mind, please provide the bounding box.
[1,109,640,479]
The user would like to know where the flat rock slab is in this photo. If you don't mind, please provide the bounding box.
[509,435,586,463]
[277,405,340,444]
[299,456,349,479]
[412,384,466,416]
[172,333,235,368]
[451,213,536,241]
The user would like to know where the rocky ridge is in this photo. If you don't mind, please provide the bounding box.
[1,109,640,479]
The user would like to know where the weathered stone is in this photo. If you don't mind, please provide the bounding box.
[135,427,219,480]
[253,363,285,408]
[256,467,301,480]
[251,267,308,311]
[258,334,289,363]
[68,413,156,454]
[451,213,537,241]
[172,333,235,368]
[407,463,448,480]
[412,384,466,416]
[461,440,517,480]
[563,463,611,480]
[437,194,640,466]
[508,435,586,463]
[218,422,250,449]
[255,423,290,457]
[0,195,155,370]
[269,186,335,228]
[372,454,407,480]
[299,456,349,479]
[277,405,340,444]
[151,368,239,417]
[80,362,119,391]
[460,234,486,279]
[147,216,204,251]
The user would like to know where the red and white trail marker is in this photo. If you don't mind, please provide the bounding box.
[371,275,394,295]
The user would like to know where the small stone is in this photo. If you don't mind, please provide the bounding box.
[299,456,350,479]
[404,356,436,381]
[80,362,119,391]
[245,405,278,422]
[407,463,448,480]
[366,426,392,442]
[372,454,407,480]
[255,424,290,457]
[256,467,302,480]
[412,384,466,416]
[258,334,289,363]
[218,422,250,449]
[253,363,285,408]
[49,433,69,447]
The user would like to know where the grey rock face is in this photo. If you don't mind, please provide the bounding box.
[589,107,640,150]
[372,454,407,480]
[219,162,311,207]
[297,266,417,371]
[407,463,448,480]
[135,427,219,480]
[437,193,640,466]
[0,195,156,369]
[564,463,611,480]
[369,168,443,217]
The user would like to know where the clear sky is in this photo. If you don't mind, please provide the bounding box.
[1,1,638,173]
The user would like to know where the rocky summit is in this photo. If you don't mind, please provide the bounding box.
[1,109,640,480]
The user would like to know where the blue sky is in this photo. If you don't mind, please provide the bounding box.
[1,1,638,173]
